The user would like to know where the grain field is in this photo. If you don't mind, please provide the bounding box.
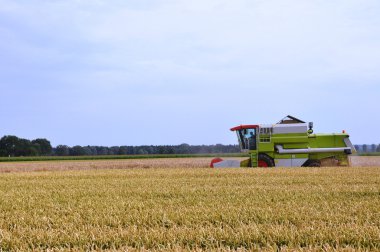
[0,167,379,251]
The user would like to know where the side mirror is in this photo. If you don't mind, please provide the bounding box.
[308,122,313,130]
[308,122,314,134]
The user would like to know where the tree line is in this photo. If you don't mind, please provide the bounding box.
[0,135,240,157]
[354,144,380,153]
[1,135,379,157]
[0,136,52,157]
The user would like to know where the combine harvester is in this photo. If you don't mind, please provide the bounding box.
[211,115,356,168]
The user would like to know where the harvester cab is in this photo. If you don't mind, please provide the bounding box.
[211,115,356,168]
[232,125,258,151]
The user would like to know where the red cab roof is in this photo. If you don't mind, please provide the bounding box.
[230,125,259,131]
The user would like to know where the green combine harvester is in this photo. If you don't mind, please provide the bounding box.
[211,115,356,168]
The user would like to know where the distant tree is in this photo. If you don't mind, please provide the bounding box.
[157,146,165,154]
[371,144,376,152]
[362,144,367,152]
[70,146,86,156]
[109,146,120,155]
[0,135,19,156]
[177,143,190,154]
[145,146,154,154]
[214,144,226,153]
[27,145,39,156]
[89,146,98,155]
[354,145,360,152]
[82,146,93,156]
[14,138,29,156]
[137,148,147,155]
[118,146,128,155]
[32,138,52,156]
[55,145,70,156]
[165,146,175,154]
[97,147,108,155]
[377,144,380,152]
[0,135,38,156]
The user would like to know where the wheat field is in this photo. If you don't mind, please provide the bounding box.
[0,166,379,251]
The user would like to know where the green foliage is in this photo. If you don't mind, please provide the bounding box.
[70,145,87,156]
[0,135,52,157]
[31,138,53,155]
[0,135,241,157]
[55,145,70,156]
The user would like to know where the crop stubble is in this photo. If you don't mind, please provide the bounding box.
[0,158,212,173]
[0,156,379,173]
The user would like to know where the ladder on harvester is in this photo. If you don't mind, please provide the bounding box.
[250,151,258,167]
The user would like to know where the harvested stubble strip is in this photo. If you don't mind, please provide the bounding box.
[349,156,380,167]
[0,156,379,173]
[0,158,221,173]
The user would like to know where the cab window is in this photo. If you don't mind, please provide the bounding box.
[237,128,257,150]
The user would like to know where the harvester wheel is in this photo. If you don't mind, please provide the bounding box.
[304,159,321,167]
[258,154,274,167]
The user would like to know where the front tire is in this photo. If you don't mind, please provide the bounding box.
[258,154,275,167]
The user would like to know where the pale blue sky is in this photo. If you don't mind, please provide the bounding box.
[0,0,379,146]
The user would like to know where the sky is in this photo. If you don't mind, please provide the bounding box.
[0,0,379,146]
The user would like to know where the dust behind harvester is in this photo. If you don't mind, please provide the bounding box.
[211,115,355,168]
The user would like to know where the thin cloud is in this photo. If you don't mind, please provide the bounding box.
[0,0,379,145]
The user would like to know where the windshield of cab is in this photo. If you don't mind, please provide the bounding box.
[236,128,256,150]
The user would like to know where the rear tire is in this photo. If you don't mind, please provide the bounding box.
[258,154,275,167]
[303,159,321,167]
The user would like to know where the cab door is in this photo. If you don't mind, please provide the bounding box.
[239,128,257,150]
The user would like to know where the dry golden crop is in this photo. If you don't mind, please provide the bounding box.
[0,166,379,251]
[0,158,213,173]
